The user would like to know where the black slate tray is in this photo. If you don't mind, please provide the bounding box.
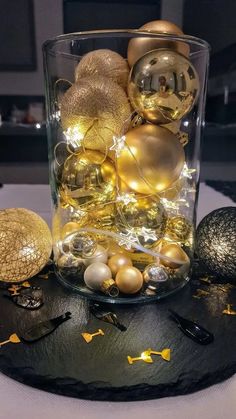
[0,270,235,401]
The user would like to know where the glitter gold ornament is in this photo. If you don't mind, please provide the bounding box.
[117,124,185,194]
[115,266,143,294]
[75,49,129,90]
[160,243,189,269]
[84,262,112,291]
[61,150,116,209]
[0,208,52,282]
[128,49,199,124]
[166,215,192,242]
[60,76,131,152]
[116,195,166,246]
[127,20,189,67]
[108,254,133,276]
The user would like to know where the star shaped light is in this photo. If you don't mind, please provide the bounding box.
[64,126,84,150]
[109,135,126,157]
[181,162,196,179]
[139,227,158,243]
[118,231,140,250]
[117,193,137,205]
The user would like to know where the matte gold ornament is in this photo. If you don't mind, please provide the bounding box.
[84,262,112,291]
[61,221,81,239]
[0,208,52,282]
[60,76,131,152]
[75,49,129,90]
[61,150,116,210]
[165,215,192,242]
[128,49,199,124]
[116,195,166,245]
[127,19,189,67]
[108,254,133,276]
[115,266,143,294]
[117,124,185,194]
[160,243,189,269]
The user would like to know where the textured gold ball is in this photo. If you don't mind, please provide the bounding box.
[160,243,189,269]
[117,124,185,194]
[108,254,133,276]
[115,266,143,294]
[0,208,52,282]
[128,49,199,124]
[128,20,189,67]
[61,150,116,210]
[75,49,129,90]
[166,215,192,242]
[60,76,131,152]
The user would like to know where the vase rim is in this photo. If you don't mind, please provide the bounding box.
[43,29,210,52]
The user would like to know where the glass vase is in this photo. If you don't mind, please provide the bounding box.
[43,30,209,304]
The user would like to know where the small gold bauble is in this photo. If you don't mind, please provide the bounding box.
[158,177,184,200]
[60,76,131,152]
[165,215,192,242]
[75,49,129,90]
[115,266,143,294]
[160,243,189,269]
[128,49,199,124]
[117,124,185,194]
[0,208,52,282]
[107,241,129,257]
[127,20,189,67]
[108,254,133,276]
[61,221,81,239]
[61,150,116,210]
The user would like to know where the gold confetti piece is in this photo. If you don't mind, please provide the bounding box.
[127,350,153,365]
[21,281,31,288]
[193,289,210,299]
[8,285,21,295]
[38,273,50,280]
[81,328,104,343]
[0,333,21,347]
[148,348,171,362]
[222,304,236,316]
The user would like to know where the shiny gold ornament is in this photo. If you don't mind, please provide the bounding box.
[0,208,52,283]
[115,266,143,294]
[61,150,116,210]
[84,262,112,291]
[128,49,199,124]
[61,221,81,239]
[75,49,129,90]
[166,215,192,242]
[101,278,119,297]
[107,240,129,257]
[117,124,185,194]
[60,76,131,152]
[108,254,133,276]
[158,177,184,200]
[81,328,104,343]
[160,243,189,269]
[127,19,189,67]
[116,195,166,246]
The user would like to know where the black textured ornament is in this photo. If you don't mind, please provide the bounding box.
[196,207,236,279]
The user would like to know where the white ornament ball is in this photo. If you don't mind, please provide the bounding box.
[84,262,112,291]
[84,245,108,267]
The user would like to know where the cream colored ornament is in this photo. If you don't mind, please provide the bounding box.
[0,208,52,282]
[84,262,112,291]
[60,76,131,153]
[75,49,129,90]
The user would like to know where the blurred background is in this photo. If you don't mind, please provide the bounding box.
[0,0,235,184]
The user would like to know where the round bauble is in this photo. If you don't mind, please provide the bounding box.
[143,263,169,293]
[84,244,108,266]
[115,266,143,294]
[128,49,199,124]
[117,124,185,194]
[75,49,129,90]
[107,240,129,257]
[84,262,112,291]
[128,20,189,67]
[69,232,97,258]
[196,207,236,279]
[108,253,133,276]
[166,215,192,242]
[160,243,190,269]
[0,208,52,282]
[61,221,81,239]
[60,76,131,152]
[61,150,116,210]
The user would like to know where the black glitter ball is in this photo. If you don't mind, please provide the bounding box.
[196,207,236,279]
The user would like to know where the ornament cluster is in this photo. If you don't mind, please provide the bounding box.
[52,20,200,299]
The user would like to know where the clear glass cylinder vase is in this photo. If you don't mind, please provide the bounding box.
[43,30,209,304]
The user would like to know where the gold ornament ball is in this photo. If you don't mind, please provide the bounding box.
[75,49,129,90]
[115,266,143,294]
[61,221,81,239]
[107,240,129,257]
[160,243,189,269]
[61,150,116,210]
[128,49,199,125]
[128,19,189,67]
[0,208,52,282]
[166,215,192,242]
[117,124,185,194]
[108,253,133,276]
[60,76,131,152]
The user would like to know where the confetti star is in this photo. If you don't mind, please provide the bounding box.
[109,135,126,157]
[181,162,196,179]
[118,231,140,250]
[139,227,157,243]
[117,193,137,205]
[63,126,84,150]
